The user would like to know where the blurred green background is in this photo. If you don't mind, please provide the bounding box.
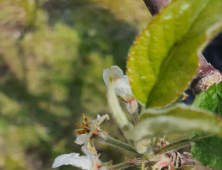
[0,0,151,169]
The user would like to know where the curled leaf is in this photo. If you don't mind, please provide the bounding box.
[128,104,222,141]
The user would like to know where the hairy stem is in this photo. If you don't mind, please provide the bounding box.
[99,161,136,170]
[97,131,139,154]
[141,156,148,170]
[158,134,213,154]
[107,77,133,131]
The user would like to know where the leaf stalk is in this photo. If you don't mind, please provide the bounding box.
[158,134,213,154]
[97,130,140,155]
[99,161,136,170]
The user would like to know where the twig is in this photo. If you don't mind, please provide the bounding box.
[142,0,170,16]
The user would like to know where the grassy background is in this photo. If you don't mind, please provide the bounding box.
[0,0,151,169]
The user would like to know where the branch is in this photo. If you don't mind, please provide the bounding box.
[189,53,222,96]
[142,0,170,16]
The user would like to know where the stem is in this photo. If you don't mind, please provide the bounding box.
[190,53,222,96]
[158,134,213,154]
[141,156,147,170]
[97,131,139,154]
[142,0,170,16]
[99,161,136,170]
[107,77,133,134]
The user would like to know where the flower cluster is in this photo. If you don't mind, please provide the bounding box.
[52,66,199,170]
[52,114,109,169]
[52,66,136,170]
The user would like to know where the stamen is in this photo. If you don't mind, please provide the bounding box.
[74,114,92,135]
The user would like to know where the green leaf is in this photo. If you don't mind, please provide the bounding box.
[193,82,222,117]
[192,82,222,170]
[192,134,222,170]
[127,104,222,141]
[127,0,222,108]
[156,93,184,110]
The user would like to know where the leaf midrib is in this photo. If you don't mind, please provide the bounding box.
[146,0,211,106]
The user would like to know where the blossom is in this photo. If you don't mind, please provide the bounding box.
[75,114,109,154]
[75,114,101,145]
[103,66,133,101]
[103,66,138,114]
[52,146,101,169]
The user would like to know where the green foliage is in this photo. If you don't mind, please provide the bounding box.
[192,82,222,169]
[193,82,222,117]
[127,0,222,108]
[192,134,222,170]
[1,0,222,169]
[127,104,222,141]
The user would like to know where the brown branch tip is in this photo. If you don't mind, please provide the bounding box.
[190,53,222,96]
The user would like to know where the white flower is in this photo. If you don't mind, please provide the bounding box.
[75,114,101,145]
[75,114,109,154]
[52,146,101,169]
[103,66,133,101]
[103,66,138,114]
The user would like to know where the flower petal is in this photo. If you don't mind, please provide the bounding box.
[103,66,124,86]
[75,134,88,145]
[114,75,132,97]
[103,66,133,100]
[52,153,92,169]
[81,146,102,168]
[96,114,101,120]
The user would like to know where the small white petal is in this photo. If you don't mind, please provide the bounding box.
[75,134,88,145]
[52,153,92,169]
[103,66,124,86]
[103,66,133,100]
[96,114,101,120]
[72,156,92,170]
[114,76,132,96]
